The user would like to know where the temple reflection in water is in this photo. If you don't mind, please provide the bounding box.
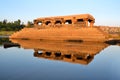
[10,39,108,65]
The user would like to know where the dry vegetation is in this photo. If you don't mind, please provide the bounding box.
[0,31,15,36]
[95,26,120,39]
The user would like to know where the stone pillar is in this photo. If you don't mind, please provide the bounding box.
[34,20,38,26]
[84,18,88,27]
[61,18,64,25]
[90,21,94,28]
[72,19,74,25]
[51,20,55,25]
[62,21,64,25]
[34,22,37,25]
[51,20,55,27]
[72,17,76,25]
[42,20,46,26]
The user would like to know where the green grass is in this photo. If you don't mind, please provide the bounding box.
[0,31,15,36]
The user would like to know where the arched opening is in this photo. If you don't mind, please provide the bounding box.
[76,19,86,27]
[88,19,92,22]
[45,21,51,25]
[37,51,43,54]
[55,20,62,24]
[45,52,52,56]
[76,56,83,60]
[34,50,43,57]
[77,19,83,22]
[55,52,61,57]
[38,21,42,25]
[65,20,72,24]
[64,54,71,59]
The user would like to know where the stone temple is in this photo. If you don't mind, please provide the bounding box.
[10,14,108,42]
[34,14,95,28]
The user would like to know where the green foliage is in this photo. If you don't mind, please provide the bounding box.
[0,19,25,31]
[0,38,10,45]
[26,21,34,28]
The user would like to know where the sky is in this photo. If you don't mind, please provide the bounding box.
[0,0,120,26]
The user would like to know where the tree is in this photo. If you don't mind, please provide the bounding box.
[26,21,33,28]
[0,19,25,31]
[3,19,7,24]
[18,19,21,25]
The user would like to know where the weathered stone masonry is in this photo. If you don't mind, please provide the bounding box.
[34,14,95,27]
[10,14,108,41]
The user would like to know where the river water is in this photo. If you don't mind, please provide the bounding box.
[0,37,120,80]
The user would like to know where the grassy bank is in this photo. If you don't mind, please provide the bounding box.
[0,31,15,36]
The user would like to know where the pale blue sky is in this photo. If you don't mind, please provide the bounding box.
[0,0,120,26]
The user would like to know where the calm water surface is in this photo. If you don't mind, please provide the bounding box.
[0,38,120,80]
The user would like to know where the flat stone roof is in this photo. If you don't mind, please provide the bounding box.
[35,14,95,21]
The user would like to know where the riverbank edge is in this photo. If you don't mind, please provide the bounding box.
[0,31,15,36]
